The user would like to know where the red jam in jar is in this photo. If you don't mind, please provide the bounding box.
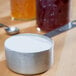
[36,0,69,32]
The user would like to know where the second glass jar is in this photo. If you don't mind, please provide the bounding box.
[36,0,69,32]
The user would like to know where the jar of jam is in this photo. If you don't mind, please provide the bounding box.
[36,0,69,32]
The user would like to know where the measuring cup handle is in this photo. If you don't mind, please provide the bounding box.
[44,20,76,38]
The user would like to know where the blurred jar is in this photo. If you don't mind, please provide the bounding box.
[36,0,69,32]
[10,0,36,20]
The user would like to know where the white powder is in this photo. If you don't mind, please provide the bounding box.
[5,34,52,53]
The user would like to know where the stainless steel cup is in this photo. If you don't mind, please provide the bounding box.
[4,34,54,75]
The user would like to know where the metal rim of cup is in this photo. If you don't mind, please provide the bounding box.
[5,33,54,54]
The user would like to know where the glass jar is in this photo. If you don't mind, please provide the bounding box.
[11,0,36,20]
[36,0,69,32]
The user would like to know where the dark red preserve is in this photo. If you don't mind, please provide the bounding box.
[36,0,69,32]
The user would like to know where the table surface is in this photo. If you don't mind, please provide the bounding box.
[0,0,76,76]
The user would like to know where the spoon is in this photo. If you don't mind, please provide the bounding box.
[0,23,19,35]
